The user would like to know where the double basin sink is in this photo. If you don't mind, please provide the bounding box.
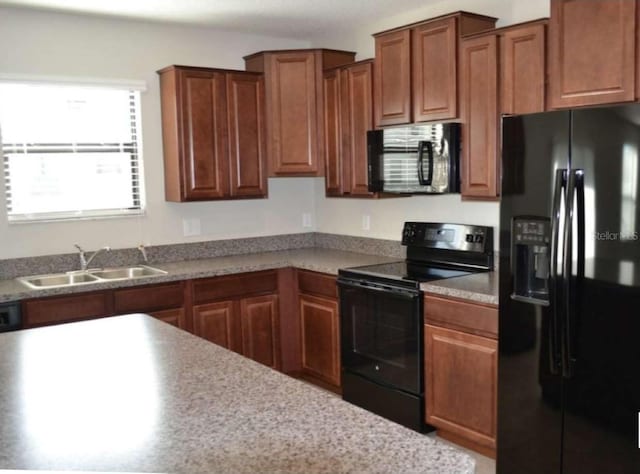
[18,265,168,290]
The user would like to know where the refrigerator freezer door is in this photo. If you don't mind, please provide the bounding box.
[561,105,640,474]
[498,111,570,474]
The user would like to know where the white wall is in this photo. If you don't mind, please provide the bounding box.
[0,7,312,259]
[310,0,551,248]
[0,1,552,259]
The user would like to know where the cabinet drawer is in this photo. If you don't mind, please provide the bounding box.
[114,282,184,313]
[297,270,337,299]
[23,291,112,327]
[424,294,497,339]
[193,270,277,304]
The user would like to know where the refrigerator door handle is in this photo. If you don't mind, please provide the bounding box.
[549,168,567,376]
[562,169,585,379]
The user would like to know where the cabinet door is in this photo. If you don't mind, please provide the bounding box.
[266,52,319,175]
[300,294,340,387]
[501,23,547,115]
[549,0,636,108]
[460,34,500,198]
[179,69,229,199]
[323,68,343,196]
[149,308,185,328]
[425,324,497,451]
[412,17,458,121]
[240,294,280,369]
[227,73,267,197]
[22,291,113,328]
[343,62,374,196]
[193,301,239,352]
[374,29,411,126]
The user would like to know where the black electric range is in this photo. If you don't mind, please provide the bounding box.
[337,222,494,432]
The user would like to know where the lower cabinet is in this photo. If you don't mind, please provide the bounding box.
[22,290,113,328]
[191,270,280,370]
[22,281,186,329]
[297,270,341,390]
[424,294,498,458]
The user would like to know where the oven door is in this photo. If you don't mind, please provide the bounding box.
[338,277,422,395]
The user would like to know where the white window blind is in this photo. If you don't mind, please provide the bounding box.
[0,82,144,222]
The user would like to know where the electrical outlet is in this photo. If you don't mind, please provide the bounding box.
[362,214,371,231]
[182,218,201,237]
[302,213,312,228]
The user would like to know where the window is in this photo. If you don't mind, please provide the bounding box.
[0,81,145,222]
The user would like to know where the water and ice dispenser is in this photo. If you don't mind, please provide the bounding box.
[511,217,551,306]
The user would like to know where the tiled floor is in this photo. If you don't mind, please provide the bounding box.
[428,433,495,474]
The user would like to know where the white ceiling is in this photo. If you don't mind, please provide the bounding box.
[0,0,442,38]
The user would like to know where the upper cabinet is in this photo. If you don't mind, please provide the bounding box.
[549,0,636,109]
[460,19,548,199]
[244,49,355,176]
[158,66,266,202]
[373,12,496,128]
[323,60,376,197]
[374,29,412,126]
[460,33,500,199]
[500,21,547,115]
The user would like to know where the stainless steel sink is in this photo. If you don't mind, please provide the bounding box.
[18,265,167,290]
[19,272,101,289]
[89,265,167,280]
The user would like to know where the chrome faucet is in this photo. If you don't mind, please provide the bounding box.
[74,244,111,271]
[137,244,148,263]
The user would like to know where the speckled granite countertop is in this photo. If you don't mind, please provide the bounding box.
[421,271,499,306]
[0,247,498,305]
[0,248,399,303]
[0,314,474,473]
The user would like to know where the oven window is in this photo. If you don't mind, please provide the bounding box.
[353,295,416,368]
[339,282,422,394]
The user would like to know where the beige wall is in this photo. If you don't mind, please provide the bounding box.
[0,7,313,259]
[310,0,550,249]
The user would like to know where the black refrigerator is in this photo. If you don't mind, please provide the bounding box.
[499,105,640,474]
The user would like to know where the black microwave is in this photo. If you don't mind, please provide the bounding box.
[367,123,460,194]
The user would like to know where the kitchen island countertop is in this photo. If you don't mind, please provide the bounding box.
[0,314,474,473]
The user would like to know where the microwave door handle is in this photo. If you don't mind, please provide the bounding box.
[425,141,434,185]
[417,141,434,186]
[417,141,426,185]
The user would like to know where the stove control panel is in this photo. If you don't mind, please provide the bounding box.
[402,222,492,253]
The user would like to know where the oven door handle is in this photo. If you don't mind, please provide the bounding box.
[337,279,420,300]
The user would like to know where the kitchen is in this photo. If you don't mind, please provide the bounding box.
[1,0,639,473]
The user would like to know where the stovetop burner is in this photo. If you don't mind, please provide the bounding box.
[342,261,474,285]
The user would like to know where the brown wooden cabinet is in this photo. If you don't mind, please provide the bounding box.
[500,20,548,115]
[244,49,355,176]
[373,12,496,127]
[424,293,498,458]
[412,17,458,122]
[297,270,340,389]
[323,60,375,197]
[460,33,500,199]
[22,281,187,330]
[549,0,636,109]
[158,65,266,201]
[192,270,280,369]
[22,291,113,328]
[113,281,187,330]
[374,29,412,126]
